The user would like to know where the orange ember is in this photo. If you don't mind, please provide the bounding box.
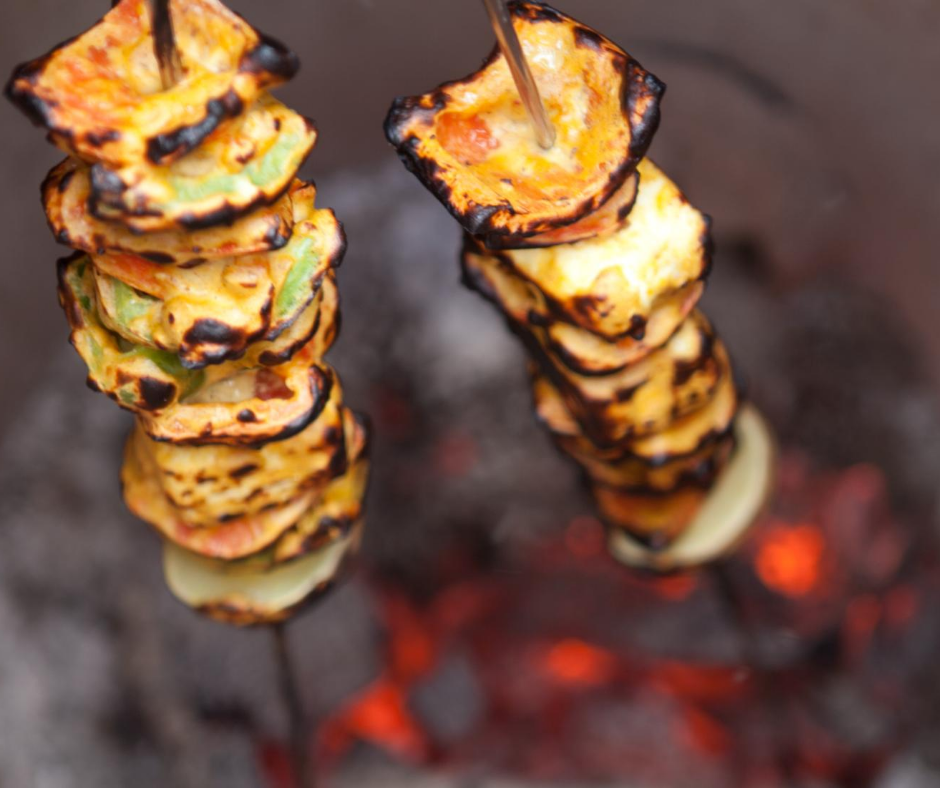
[541,638,617,687]
[756,524,825,597]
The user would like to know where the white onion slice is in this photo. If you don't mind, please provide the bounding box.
[608,404,775,571]
[163,524,361,623]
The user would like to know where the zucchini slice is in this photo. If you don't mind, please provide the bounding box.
[123,429,320,560]
[462,240,704,375]
[90,182,344,369]
[90,95,317,232]
[6,0,298,168]
[535,313,728,446]
[595,486,710,551]
[58,255,337,446]
[163,521,362,627]
[130,369,347,528]
[496,160,711,340]
[384,1,663,248]
[534,360,739,463]
[244,409,371,569]
[514,172,639,249]
[608,405,775,571]
[44,158,294,266]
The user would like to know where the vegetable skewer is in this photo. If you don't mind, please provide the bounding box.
[7,0,371,623]
[387,0,774,570]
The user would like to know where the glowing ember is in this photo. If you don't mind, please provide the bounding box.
[540,638,617,687]
[755,523,826,597]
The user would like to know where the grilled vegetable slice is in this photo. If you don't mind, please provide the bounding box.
[595,486,709,551]
[244,409,370,569]
[130,370,346,527]
[496,161,711,340]
[90,182,344,368]
[44,158,294,265]
[59,255,337,445]
[535,361,739,462]
[515,172,640,249]
[6,0,298,168]
[123,430,320,559]
[571,435,734,494]
[534,314,728,446]
[384,0,663,248]
[58,255,205,412]
[90,95,317,232]
[163,521,362,626]
[608,405,775,571]
[462,239,704,374]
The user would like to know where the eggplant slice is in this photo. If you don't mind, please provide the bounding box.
[6,0,298,169]
[384,0,663,248]
[44,158,294,266]
[131,371,347,527]
[90,95,317,232]
[90,182,344,369]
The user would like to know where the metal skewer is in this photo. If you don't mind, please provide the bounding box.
[481,0,556,149]
[149,0,184,89]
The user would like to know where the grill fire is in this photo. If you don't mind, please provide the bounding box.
[257,449,939,787]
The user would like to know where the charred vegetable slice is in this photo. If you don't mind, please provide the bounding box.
[513,171,640,249]
[90,95,317,232]
[462,237,704,374]
[90,182,344,368]
[132,370,346,527]
[245,409,370,569]
[537,313,728,446]
[496,161,711,340]
[44,159,294,266]
[595,486,709,551]
[608,405,775,570]
[58,255,204,412]
[123,430,320,559]
[6,0,298,168]
[59,255,337,445]
[534,360,739,463]
[163,521,362,627]
[384,0,663,247]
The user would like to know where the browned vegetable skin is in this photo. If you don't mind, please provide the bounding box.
[8,0,370,625]
[387,0,772,565]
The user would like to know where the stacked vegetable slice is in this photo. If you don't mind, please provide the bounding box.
[7,0,369,623]
[387,0,773,570]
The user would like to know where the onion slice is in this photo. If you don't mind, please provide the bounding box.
[608,404,775,571]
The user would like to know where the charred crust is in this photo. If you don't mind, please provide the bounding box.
[383,7,664,248]
[139,377,176,411]
[240,33,300,82]
[88,165,128,199]
[616,171,641,222]
[184,319,243,347]
[623,60,666,161]
[147,90,244,164]
[573,26,605,51]
[264,215,293,250]
[86,129,121,148]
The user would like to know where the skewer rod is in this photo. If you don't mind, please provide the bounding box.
[149,0,184,89]
[481,0,556,149]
